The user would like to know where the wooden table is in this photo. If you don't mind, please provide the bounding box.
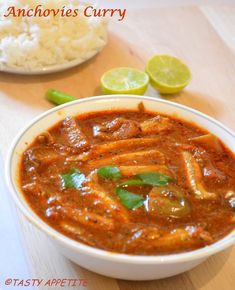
[1,2,235,290]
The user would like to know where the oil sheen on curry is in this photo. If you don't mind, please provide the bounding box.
[20,105,235,255]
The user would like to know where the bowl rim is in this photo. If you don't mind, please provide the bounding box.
[5,94,235,264]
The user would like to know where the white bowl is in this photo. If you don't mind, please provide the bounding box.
[5,95,235,280]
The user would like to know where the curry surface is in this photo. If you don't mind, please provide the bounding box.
[20,109,235,255]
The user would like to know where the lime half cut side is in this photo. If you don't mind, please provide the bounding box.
[146,55,191,94]
[101,67,149,95]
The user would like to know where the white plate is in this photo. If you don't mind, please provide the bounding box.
[0,46,105,75]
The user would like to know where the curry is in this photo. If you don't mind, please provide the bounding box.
[20,105,235,255]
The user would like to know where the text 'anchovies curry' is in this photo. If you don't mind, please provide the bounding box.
[20,104,235,255]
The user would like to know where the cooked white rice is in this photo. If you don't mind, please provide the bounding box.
[0,0,108,70]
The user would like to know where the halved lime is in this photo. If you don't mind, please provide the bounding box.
[146,55,191,94]
[101,67,149,95]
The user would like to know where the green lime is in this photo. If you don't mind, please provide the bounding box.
[101,67,149,95]
[146,55,191,94]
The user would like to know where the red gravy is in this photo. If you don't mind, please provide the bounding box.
[20,107,235,255]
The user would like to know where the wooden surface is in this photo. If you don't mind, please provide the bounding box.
[1,2,235,290]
